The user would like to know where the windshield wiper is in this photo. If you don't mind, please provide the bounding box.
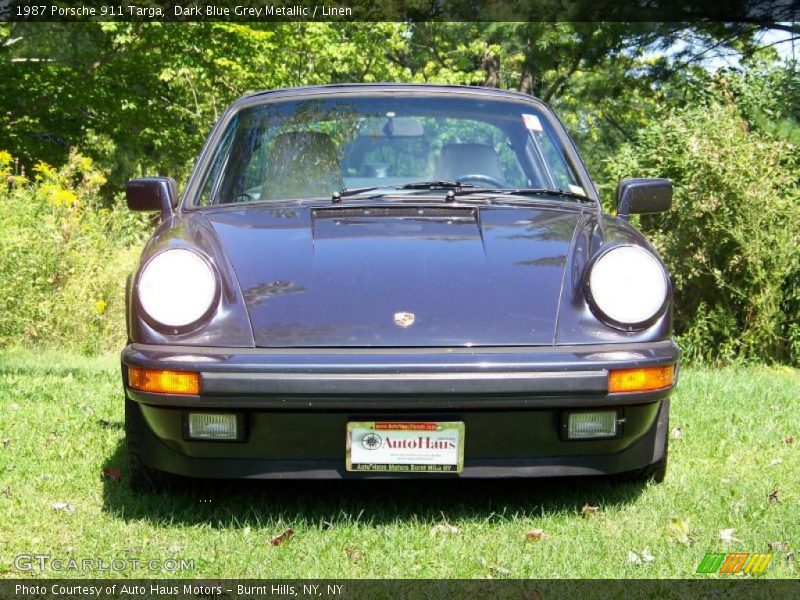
[332,184,591,205]
[333,185,385,201]
[395,180,479,191]
[452,187,593,202]
[333,181,480,203]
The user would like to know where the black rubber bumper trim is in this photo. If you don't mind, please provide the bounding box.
[133,402,667,480]
[125,388,670,410]
[200,369,607,395]
[121,340,679,407]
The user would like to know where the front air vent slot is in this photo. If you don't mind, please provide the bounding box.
[314,206,476,219]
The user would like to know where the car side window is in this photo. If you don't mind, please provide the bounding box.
[529,128,581,191]
[196,115,239,207]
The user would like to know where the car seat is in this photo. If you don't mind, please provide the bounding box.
[434,142,505,184]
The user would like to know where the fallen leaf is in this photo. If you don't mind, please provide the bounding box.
[784,435,795,445]
[431,512,459,536]
[629,548,654,565]
[477,557,511,576]
[525,528,548,542]
[665,518,692,545]
[270,528,294,546]
[430,523,459,536]
[10,403,19,411]
[671,427,683,439]
[770,459,783,466]
[769,541,790,552]
[720,528,741,543]
[345,548,363,564]
[1,438,10,447]
[2,485,11,497]
[49,431,60,442]
[101,468,121,481]
[768,489,781,503]
[52,502,74,513]
[581,504,600,517]
[720,478,732,484]
[169,544,182,553]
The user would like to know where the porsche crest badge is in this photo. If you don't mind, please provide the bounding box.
[393,311,415,328]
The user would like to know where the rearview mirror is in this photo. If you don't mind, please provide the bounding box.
[126,177,177,220]
[616,178,672,220]
[359,117,424,137]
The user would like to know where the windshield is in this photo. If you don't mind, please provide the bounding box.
[195,93,585,206]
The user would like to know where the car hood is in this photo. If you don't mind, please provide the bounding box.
[204,203,584,347]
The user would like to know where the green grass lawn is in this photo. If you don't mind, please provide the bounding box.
[0,350,797,579]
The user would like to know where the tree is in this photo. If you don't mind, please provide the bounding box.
[395,22,778,174]
[0,22,408,194]
[604,72,800,363]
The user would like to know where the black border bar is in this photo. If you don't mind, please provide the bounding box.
[3,579,800,600]
[3,0,799,22]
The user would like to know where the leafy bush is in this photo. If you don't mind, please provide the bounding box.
[604,98,800,364]
[0,150,148,353]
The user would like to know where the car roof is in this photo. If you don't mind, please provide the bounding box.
[232,83,549,109]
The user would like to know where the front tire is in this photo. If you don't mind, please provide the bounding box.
[614,432,669,484]
[125,398,174,493]
[614,399,670,484]
[637,437,668,483]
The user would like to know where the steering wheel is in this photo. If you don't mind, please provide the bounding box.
[234,192,253,203]
[453,173,505,188]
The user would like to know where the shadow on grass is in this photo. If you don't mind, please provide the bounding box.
[101,440,649,528]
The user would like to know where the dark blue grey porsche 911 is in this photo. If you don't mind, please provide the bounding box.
[121,84,679,491]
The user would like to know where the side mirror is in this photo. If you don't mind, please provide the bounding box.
[616,178,672,220]
[126,177,177,220]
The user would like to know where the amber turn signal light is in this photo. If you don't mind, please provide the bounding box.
[128,366,200,395]
[609,365,674,393]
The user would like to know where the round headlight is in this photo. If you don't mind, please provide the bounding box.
[137,249,218,329]
[588,245,668,327]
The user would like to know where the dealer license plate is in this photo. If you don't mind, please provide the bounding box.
[346,421,465,473]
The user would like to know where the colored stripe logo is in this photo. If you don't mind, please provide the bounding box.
[696,552,773,574]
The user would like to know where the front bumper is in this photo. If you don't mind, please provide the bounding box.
[121,340,678,479]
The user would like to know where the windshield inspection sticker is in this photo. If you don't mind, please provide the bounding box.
[522,113,544,132]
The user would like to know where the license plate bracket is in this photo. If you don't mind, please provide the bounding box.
[346,421,465,473]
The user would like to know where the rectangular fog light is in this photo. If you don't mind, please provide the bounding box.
[566,411,618,439]
[187,413,238,440]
